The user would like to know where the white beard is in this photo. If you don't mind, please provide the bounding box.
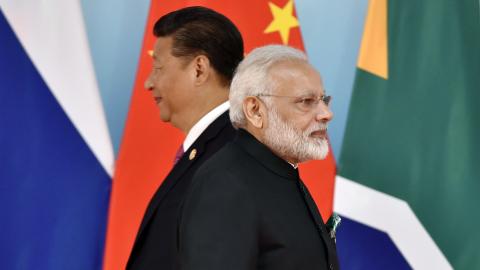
[263,108,329,163]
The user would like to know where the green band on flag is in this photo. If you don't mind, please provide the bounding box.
[340,0,480,269]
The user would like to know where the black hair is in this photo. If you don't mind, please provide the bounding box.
[153,6,244,86]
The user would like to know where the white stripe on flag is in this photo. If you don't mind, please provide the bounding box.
[334,175,453,270]
[0,0,114,176]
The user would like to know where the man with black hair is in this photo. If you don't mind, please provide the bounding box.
[126,6,244,270]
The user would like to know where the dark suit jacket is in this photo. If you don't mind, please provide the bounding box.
[127,111,236,270]
[178,129,339,270]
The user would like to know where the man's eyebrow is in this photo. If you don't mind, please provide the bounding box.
[298,89,319,96]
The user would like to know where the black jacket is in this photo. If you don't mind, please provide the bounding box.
[127,111,236,270]
[178,128,339,270]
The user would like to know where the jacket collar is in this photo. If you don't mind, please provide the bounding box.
[134,111,232,242]
[234,128,299,180]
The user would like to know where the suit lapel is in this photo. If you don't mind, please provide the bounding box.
[135,112,231,241]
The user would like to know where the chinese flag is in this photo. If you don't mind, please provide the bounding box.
[103,1,336,269]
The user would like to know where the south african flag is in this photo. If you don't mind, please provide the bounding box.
[334,0,480,269]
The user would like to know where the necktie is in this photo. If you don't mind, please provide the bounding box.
[174,145,184,164]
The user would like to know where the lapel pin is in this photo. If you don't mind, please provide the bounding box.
[326,213,341,242]
[189,149,197,160]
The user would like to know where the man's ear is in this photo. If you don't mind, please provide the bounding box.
[243,96,266,129]
[192,55,210,85]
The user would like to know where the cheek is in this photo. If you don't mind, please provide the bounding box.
[151,75,164,91]
[297,117,316,133]
[276,109,305,131]
[167,80,192,109]
[153,71,176,93]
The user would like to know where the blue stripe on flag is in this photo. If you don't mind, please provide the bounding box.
[0,10,111,270]
[336,216,412,270]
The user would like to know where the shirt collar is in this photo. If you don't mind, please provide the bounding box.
[183,101,230,151]
[288,162,299,169]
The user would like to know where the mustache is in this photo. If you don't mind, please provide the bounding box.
[305,122,328,134]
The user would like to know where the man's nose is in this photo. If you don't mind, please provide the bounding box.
[314,102,333,122]
[144,74,154,91]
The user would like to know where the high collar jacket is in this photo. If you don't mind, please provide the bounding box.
[178,129,340,270]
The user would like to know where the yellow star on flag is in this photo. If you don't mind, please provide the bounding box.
[264,0,300,45]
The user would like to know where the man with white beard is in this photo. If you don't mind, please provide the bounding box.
[177,45,339,270]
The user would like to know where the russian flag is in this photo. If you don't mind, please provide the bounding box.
[0,1,113,269]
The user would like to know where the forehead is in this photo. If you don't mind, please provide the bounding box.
[152,37,174,61]
[269,60,324,96]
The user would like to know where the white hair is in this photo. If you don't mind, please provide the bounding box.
[229,45,308,128]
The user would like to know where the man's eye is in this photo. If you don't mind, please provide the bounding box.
[152,67,162,74]
[299,98,316,106]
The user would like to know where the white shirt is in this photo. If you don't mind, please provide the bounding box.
[183,101,230,151]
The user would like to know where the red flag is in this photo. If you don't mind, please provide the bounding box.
[103,1,336,269]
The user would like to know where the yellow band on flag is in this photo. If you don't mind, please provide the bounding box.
[357,0,388,79]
